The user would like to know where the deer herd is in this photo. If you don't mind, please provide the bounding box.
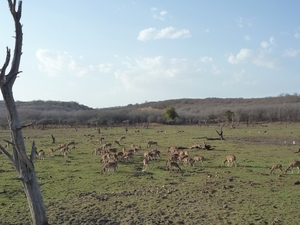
[33,131,300,178]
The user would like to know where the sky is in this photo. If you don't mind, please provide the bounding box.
[0,1,300,109]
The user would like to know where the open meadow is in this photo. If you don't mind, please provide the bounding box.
[0,123,300,225]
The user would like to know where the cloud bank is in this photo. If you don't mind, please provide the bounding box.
[137,27,191,41]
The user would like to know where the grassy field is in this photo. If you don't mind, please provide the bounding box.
[0,123,300,224]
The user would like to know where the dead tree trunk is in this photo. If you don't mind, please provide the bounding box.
[216,123,225,140]
[0,1,48,224]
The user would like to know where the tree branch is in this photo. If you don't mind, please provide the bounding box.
[0,47,11,82]
[16,123,32,131]
[29,141,37,163]
[7,0,23,86]
[0,144,14,165]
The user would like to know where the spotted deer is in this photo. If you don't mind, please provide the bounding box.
[193,155,204,165]
[285,161,300,174]
[169,162,182,172]
[101,161,118,173]
[270,164,283,174]
[223,154,237,167]
[36,150,45,160]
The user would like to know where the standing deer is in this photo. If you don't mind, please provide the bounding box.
[270,164,283,174]
[169,162,182,172]
[223,154,237,167]
[285,161,300,174]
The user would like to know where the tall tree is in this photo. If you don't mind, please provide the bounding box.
[162,106,179,122]
[0,1,48,224]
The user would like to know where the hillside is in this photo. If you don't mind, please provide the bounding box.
[0,94,299,126]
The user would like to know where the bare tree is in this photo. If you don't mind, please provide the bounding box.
[216,123,225,140]
[0,1,48,224]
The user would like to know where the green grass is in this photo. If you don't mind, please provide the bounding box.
[0,124,300,224]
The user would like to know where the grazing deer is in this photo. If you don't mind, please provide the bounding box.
[130,144,142,151]
[165,154,179,165]
[119,136,126,141]
[167,146,179,153]
[270,164,283,174]
[92,147,102,155]
[223,154,237,167]
[101,161,118,173]
[97,137,105,144]
[148,149,160,160]
[169,162,182,172]
[48,148,54,157]
[122,152,134,162]
[181,157,194,166]
[193,155,204,165]
[101,153,110,164]
[147,141,158,148]
[102,143,112,150]
[113,140,121,146]
[143,158,149,170]
[36,150,45,160]
[63,151,68,158]
[285,161,300,174]
[108,148,118,154]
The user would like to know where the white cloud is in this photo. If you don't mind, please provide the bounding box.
[244,34,251,41]
[137,27,191,41]
[151,7,169,20]
[237,17,243,28]
[36,49,88,77]
[228,37,280,69]
[261,37,275,49]
[90,63,114,73]
[136,56,164,70]
[200,56,212,63]
[114,56,203,91]
[283,49,300,57]
[294,32,300,39]
[160,11,168,16]
[228,48,253,64]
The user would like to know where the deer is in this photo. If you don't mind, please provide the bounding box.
[143,157,149,170]
[165,154,179,165]
[169,162,182,172]
[113,140,121,146]
[181,157,194,167]
[101,153,110,164]
[193,155,204,165]
[102,143,112,150]
[147,141,158,148]
[130,144,142,151]
[48,148,54,157]
[167,146,179,154]
[92,147,102,155]
[148,149,160,160]
[119,136,126,141]
[65,151,69,158]
[285,161,300,174]
[101,161,118,173]
[36,150,45,160]
[97,137,105,144]
[122,152,134,162]
[223,154,237,167]
[270,164,283,174]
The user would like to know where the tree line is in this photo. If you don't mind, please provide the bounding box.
[0,94,299,128]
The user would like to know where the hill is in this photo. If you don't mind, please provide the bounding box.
[0,94,299,126]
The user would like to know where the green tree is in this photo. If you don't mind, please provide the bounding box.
[162,106,179,122]
[223,110,234,123]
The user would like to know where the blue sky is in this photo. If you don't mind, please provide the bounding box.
[0,1,299,109]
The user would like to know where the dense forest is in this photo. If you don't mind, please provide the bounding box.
[0,93,299,127]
